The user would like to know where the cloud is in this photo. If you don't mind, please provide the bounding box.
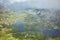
[25,0,60,9]
[9,0,28,4]
[0,0,60,9]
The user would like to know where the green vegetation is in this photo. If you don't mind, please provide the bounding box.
[0,9,18,40]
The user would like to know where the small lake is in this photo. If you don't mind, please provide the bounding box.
[13,21,60,38]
